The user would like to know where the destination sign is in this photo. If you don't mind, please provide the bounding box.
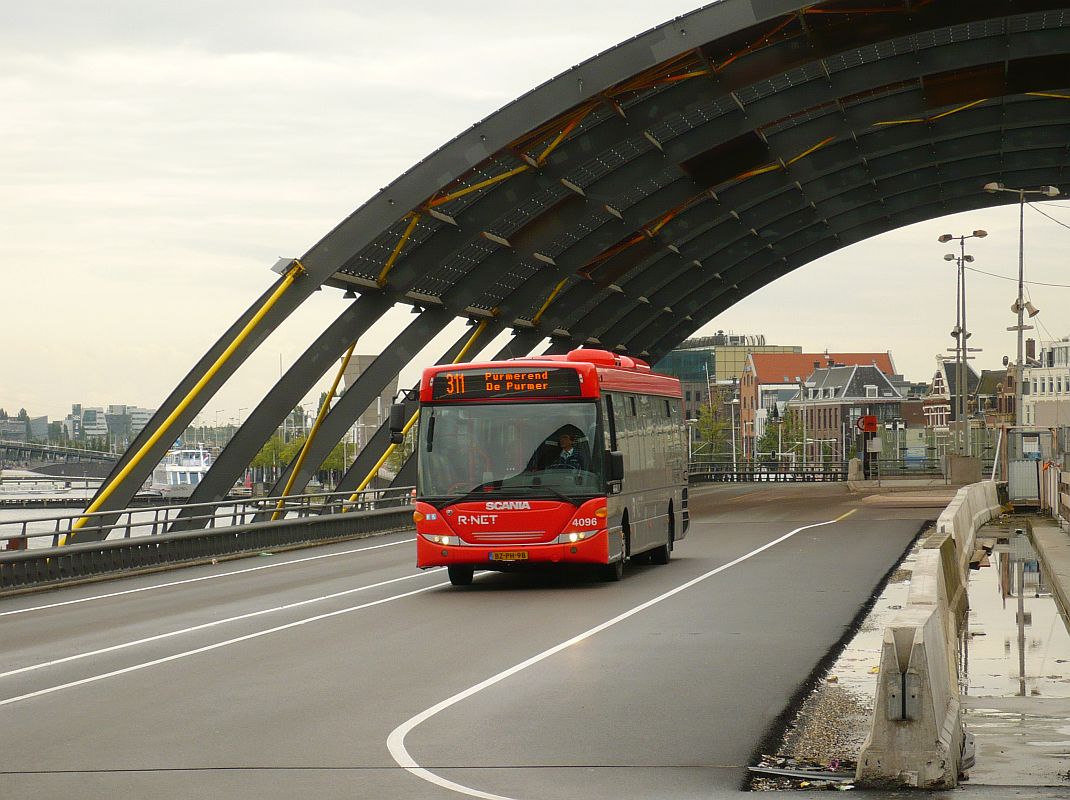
[431,367,581,400]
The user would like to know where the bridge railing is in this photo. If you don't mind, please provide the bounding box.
[0,501,416,593]
[1,486,415,551]
[688,462,848,483]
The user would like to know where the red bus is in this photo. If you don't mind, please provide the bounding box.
[393,348,689,585]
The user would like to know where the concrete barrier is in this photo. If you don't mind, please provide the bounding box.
[856,480,1001,788]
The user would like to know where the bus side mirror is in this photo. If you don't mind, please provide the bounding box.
[388,403,406,445]
[607,450,624,483]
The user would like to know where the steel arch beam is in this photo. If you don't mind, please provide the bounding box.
[530,67,1070,345]
[266,308,453,497]
[611,142,1070,352]
[558,105,1070,350]
[72,269,325,542]
[170,292,394,529]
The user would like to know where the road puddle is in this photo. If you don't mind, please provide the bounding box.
[963,527,1070,699]
[961,523,1070,786]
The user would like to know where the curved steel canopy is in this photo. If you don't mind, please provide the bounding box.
[312,0,1070,360]
[80,0,1070,529]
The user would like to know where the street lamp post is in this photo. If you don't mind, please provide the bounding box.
[983,182,1060,426]
[730,399,739,471]
[938,230,986,454]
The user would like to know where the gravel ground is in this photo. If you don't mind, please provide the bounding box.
[750,533,928,791]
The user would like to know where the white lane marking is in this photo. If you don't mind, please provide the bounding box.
[387,513,853,800]
[0,537,414,617]
[0,569,443,681]
[0,580,449,707]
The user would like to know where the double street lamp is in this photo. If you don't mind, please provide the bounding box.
[938,229,986,454]
[983,182,1061,426]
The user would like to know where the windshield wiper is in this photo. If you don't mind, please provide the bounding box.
[443,483,579,507]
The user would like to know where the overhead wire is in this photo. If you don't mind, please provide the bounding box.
[1028,201,1070,231]
[963,265,1070,289]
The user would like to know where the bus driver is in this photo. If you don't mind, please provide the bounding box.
[550,432,588,471]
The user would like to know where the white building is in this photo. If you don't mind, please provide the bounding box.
[1022,337,1070,426]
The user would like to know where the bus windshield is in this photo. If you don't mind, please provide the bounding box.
[417,401,602,503]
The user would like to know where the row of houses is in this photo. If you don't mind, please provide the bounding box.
[659,332,1070,464]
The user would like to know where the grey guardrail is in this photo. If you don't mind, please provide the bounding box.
[0,506,413,594]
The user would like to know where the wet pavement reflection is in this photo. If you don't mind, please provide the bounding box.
[962,521,1070,787]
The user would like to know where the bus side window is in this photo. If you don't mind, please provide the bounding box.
[605,394,618,450]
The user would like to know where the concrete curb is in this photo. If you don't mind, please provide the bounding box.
[857,480,1001,789]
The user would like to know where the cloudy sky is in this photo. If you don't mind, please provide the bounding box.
[3,1,1068,424]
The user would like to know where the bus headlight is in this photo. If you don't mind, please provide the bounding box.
[421,533,458,545]
[563,531,594,543]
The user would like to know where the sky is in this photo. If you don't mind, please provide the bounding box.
[2,1,1068,424]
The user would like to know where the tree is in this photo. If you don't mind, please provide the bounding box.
[757,407,804,463]
[17,408,29,421]
[0,408,7,419]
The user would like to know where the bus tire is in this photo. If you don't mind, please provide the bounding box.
[649,506,673,565]
[448,565,474,586]
[601,528,627,581]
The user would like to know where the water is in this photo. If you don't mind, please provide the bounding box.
[964,527,1070,698]
[961,522,1070,787]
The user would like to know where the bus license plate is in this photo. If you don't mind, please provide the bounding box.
[490,551,528,562]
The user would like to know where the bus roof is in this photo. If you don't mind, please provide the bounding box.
[420,348,681,401]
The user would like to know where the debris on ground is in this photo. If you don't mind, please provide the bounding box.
[750,683,871,791]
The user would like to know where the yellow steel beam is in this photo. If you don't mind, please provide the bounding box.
[532,278,570,325]
[428,166,530,208]
[65,261,306,542]
[377,213,422,287]
[271,342,357,520]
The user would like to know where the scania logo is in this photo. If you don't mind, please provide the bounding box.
[485,501,531,510]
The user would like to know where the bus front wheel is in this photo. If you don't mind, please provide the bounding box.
[601,531,627,581]
[448,565,475,586]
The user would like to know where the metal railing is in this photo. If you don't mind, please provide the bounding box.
[0,504,415,592]
[1,486,414,550]
[689,462,848,483]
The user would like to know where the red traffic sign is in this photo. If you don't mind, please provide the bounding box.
[857,415,878,433]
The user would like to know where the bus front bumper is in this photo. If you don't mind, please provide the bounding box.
[417,529,612,568]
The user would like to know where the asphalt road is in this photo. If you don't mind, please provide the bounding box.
[1,484,934,799]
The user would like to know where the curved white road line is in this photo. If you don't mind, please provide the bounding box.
[0,569,443,680]
[0,537,414,617]
[0,580,449,707]
[387,512,855,800]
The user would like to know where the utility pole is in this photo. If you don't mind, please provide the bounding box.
[983,181,1060,426]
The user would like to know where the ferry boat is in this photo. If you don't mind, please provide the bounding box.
[150,447,212,499]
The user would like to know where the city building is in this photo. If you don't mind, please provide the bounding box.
[740,351,897,457]
[673,332,801,383]
[105,405,156,448]
[788,364,905,462]
[63,404,108,441]
[342,355,400,450]
[1023,336,1070,426]
[921,360,979,429]
[0,419,27,441]
[654,349,715,421]
[974,370,1009,423]
[27,416,48,441]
